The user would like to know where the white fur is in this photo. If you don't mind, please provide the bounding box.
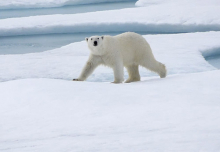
[73,32,167,83]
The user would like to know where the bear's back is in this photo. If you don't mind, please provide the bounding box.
[114,32,152,65]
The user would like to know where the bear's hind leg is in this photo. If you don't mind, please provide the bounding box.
[125,65,140,83]
[141,59,167,78]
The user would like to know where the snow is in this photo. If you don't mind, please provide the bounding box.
[0,32,219,82]
[0,0,220,36]
[1,70,220,152]
[0,0,135,10]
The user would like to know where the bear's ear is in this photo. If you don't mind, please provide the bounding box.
[85,37,89,42]
[101,36,104,40]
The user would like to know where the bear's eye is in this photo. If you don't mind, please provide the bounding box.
[91,38,93,40]
[98,38,99,39]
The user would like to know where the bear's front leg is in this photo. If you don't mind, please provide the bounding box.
[73,55,102,81]
[112,61,124,83]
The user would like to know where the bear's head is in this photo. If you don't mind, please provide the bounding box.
[85,36,104,55]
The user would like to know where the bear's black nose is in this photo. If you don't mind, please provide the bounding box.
[94,41,97,46]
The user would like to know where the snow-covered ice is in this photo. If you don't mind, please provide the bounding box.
[1,70,220,152]
[1,0,220,151]
[0,0,220,37]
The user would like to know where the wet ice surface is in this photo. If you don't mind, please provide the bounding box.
[206,55,220,69]
[0,1,135,19]
[202,47,220,69]
[0,33,96,54]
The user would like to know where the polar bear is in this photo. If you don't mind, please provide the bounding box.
[73,32,166,83]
